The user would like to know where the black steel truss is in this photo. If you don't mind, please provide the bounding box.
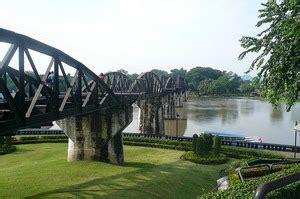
[0,28,188,136]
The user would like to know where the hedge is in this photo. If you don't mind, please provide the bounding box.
[200,166,300,199]
[247,158,299,166]
[229,171,241,185]
[241,165,270,178]
[222,146,285,159]
[181,151,229,165]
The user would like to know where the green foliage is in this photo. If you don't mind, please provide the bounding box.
[239,0,300,111]
[201,166,300,199]
[213,136,222,155]
[241,165,270,178]
[228,171,241,186]
[169,68,187,79]
[181,151,229,165]
[240,81,255,94]
[271,163,297,172]
[221,145,285,159]
[150,69,169,77]
[197,72,244,95]
[247,158,299,166]
[192,134,198,153]
[197,79,213,95]
[196,136,205,155]
[203,133,213,152]
[186,66,222,90]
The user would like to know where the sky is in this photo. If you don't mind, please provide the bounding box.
[0,0,265,76]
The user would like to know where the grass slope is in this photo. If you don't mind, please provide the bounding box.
[0,143,229,198]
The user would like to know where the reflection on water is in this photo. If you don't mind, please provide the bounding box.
[124,98,300,145]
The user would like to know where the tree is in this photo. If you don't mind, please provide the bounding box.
[117,69,129,75]
[186,67,222,90]
[170,68,187,79]
[128,73,139,79]
[240,81,255,94]
[239,0,300,110]
[198,79,213,95]
[151,69,169,77]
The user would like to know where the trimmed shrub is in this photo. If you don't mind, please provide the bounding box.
[229,171,241,185]
[181,151,229,165]
[221,146,285,159]
[203,133,213,152]
[271,163,297,172]
[192,134,198,153]
[213,136,221,155]
[200,166,300,199]
[241,165,270,178]
[196,136,205,155]
[247,158,299,166]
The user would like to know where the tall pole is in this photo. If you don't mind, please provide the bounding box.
[294,121,298,159]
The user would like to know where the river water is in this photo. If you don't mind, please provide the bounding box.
[124,97,300,145]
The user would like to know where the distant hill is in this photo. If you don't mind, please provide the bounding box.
[241,74,253,81]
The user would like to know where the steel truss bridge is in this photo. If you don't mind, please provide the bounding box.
[0,28,187,136]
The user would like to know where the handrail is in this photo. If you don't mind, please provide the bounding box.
[253,172,300,199]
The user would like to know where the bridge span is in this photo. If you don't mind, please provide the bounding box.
[0,28,188,163]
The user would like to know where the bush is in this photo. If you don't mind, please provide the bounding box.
[181,151,229,165]
[241,165,270,178]
[192,134,198,153]
[213,136,221,154]
[221,146,285,159]
[271,163,298,173]
[247,158,294,166]
[196,136,205,155]
[200,166,300,199]
[228,171,241,185]
[203,133,213,152]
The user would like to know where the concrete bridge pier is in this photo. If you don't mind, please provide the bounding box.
[175,91,184,108]
[57,106,133,164]
[137,98,165,135]
[183,91,188,102]
[163,94,176,119]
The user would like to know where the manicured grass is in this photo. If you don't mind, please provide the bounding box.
[0,143,230,198]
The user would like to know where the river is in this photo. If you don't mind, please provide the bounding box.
[124,97,300,145]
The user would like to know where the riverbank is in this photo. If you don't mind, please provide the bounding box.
[0,143,229,198]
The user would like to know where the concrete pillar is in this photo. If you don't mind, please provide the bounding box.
[183,91,188,102]
[163,94,176,119]
[57,106,132,164]
[137,98,164,135]
[175,91,183,108]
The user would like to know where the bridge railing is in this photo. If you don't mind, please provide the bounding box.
[221,140,300,153]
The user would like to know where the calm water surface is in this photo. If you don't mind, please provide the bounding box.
[124,97,300,145]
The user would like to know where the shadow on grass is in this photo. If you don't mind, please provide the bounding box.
[120,161,157,169]
[26,159,220,199]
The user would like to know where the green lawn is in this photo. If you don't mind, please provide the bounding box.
[0,143,229,198]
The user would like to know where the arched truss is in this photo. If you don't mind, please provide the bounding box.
[176,76,188,90]
[130,72,163,99]
[103,72,140,104]
[0,28,188,135]
[164,77,176,91]
[0,28,118,135]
